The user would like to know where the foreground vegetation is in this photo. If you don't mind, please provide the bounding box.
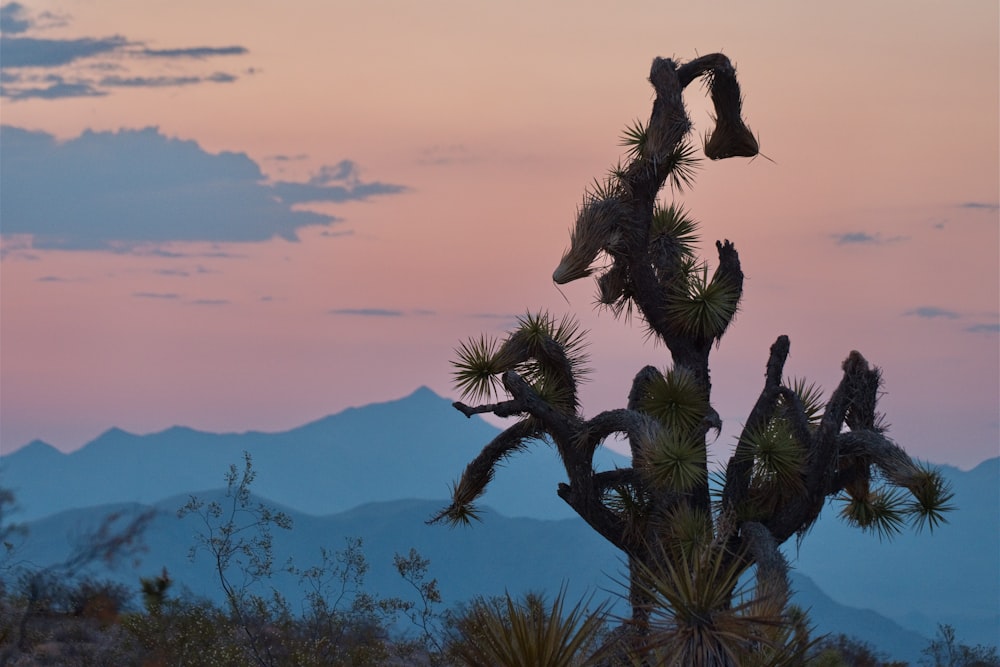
[1,463,995,666]
[1,560,995,666]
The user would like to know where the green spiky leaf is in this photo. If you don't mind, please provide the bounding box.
[499,312,591,412]
[620,118,648,160]
[737,419,805,492]
[638,366,709,433]
[662,139,702,192]
[904,465,955,532]
[651,203,700,256]
[450,589,608,667]
[452,335,504,402]
[784,377,824,428]
[666,264,740,341]
[438,502,483,527]
[838,487,907,540]
[660,505,714,560]
[640,431,707,492]
[624,539,798,665]
[514,311,591,383]
[586,173,625,204]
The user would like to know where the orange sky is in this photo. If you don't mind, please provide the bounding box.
[1,0,998,468]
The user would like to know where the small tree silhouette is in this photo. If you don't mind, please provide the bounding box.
[431,54,953,662]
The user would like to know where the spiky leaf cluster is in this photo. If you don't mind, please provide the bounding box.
[627,537,795,666]
[620,118,649,161]
[602,482,653,543]
[651,203,700,257]
[639,430,707,493]
[904,465,955,532]
[737,421,804,496]
[660,139,702,193]
[453,335,504,403]
[438,480,486,527]
[837,463,954,539]
[449,589,608,667]
[451,312,590,412]
[511,312,590,409]
[657,505,715,561]
[665,262,740,341]
[638,366,709,433]
[783,377,824,430]
[837,487,908,541]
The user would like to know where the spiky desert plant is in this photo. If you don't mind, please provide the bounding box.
[448,589,609,667]
[432,53,953,661]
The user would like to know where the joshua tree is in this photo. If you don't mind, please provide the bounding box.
[431,54,953,662]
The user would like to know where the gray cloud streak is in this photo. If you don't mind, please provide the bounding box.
[0,4,249,99]
[329,308,405,317]
[904,307,960,319]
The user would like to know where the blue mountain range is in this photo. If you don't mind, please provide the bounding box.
[2,387,996,662]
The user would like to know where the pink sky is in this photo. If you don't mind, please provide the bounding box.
[1,1,998,469]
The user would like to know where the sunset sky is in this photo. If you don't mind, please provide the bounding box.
[1,1,997,469]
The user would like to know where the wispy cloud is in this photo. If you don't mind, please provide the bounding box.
[191,298,231,306]
[904,307,999,335]
[328,308,435,317]
[0,125,406,250]
[2,74,105,100]
[99,72,237,89]
[831,231,908,245]
[0,35,128,67]
[904,306,960,320]
[0,3,248,99]
[132,292,180,300]
[266,153,309,163]
[330,308,405,317]
[272,160,407,205]
[142,46,247,59]
[959,202,1000,210]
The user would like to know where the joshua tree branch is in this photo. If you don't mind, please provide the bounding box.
[428,419,540,525]
[739,521,790,601]
[582,409,659,458]
[557,481,628,551]
[453,399,524,419]
[765,350,884,542]
[834,430,921,489]
[724,335,790,513]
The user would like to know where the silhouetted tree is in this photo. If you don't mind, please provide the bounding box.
[920,624,1000,667]
[431,54,953,663]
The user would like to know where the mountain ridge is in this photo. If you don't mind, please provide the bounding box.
[1,387,630,524]
[11,494,932,664]
[2,386,996,653]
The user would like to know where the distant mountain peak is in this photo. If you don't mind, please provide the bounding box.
[3,439,63,459]
[94,426,133,440]
[408,385,442,399]
[155,425,205,438]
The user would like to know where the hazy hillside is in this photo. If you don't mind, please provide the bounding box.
[786,457,999,648]
[10,495,932,664]
[1,387,628,523]
[2,387,996,654]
